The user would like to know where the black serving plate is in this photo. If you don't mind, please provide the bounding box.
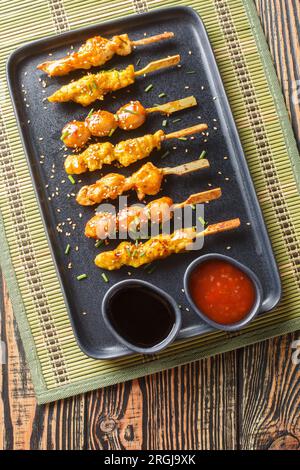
[7,6,281,359]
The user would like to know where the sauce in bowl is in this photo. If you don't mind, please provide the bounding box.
[102,280,182,354]
[107,286,176,348]
[189,259,256,325]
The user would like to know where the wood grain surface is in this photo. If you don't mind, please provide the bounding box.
[0,0,300,450]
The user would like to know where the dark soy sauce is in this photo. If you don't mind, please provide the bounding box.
[108,286,175,348]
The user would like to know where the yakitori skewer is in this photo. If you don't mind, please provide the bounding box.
[94,218,241,270]
[61,96,197,148]
[37,32,174,77]
[85,188,222,239]
[48,55,180,106]
[64,123,208,174]
[76,159,210,206]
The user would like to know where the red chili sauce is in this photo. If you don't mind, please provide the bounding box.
[189,259,256,325]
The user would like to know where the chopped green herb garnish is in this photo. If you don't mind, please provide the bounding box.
[126,246,131,256]
[77,274,87,281]
[101,273,109,283]
[158,92,166,98]
[109,127,116,136]
[147,264,157,274]
[178,137,187,141]
[114,113,119,121]
[61,130,69,141]
[162,119,168,127]
[186,71,196,74]
[136,58,141,66]
[172,118,181,123]
[161,150,170,159]
[198,216,206,226]
[124,108,139,115]
[95,239,103,248]
[143,263,152,270]
[199,150,207,159]
[144,84,153,92]
[68,175,76,184]
[65,244,71,255]
[92,81,98,90]
[87,108,94,119]
[191,204,196,210]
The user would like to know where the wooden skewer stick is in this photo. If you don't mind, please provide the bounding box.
[131,32,174,46]
[162,159,210,176]
[173,188,222,209]
[94,218,241,270]
[196,218,241,239]
[164,123,208,140]
[135,55,180,76]
[146,96,197,115]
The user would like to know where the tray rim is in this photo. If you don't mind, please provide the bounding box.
[5,5,282,360]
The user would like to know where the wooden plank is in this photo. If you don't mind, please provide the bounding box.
[238,335,300,449]
[255,0,300,146]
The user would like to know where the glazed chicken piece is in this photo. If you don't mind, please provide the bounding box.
[47,55,180,106]
[48,65,135,107]
[61,96,197,148]
[85,188,222,239]
[94,219,241,270]
[37,32,174,77]
[76,159,210,206]
[76,162,164,206]
[64,130,164,174]
[64,123,208,174]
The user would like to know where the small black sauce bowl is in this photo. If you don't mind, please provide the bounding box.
[102,279,182,355]
[184,254,263,332]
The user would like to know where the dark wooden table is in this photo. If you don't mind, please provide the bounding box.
[1,0,299,450]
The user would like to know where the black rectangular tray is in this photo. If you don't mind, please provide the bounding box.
[7,6,281,359]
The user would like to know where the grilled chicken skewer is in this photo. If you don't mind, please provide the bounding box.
[37,32,174,77]
[65,123,208,174]
[61,96,197,148]
[48,55,180,106]
[76,159,210,206]
[94,218,241,270]
[85,188,222,239]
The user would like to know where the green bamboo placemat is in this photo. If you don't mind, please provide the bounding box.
[0,0,299,404]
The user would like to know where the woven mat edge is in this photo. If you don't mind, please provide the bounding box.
[0,1,299,403]
[0,210,47,397]
[243,0,300,189]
